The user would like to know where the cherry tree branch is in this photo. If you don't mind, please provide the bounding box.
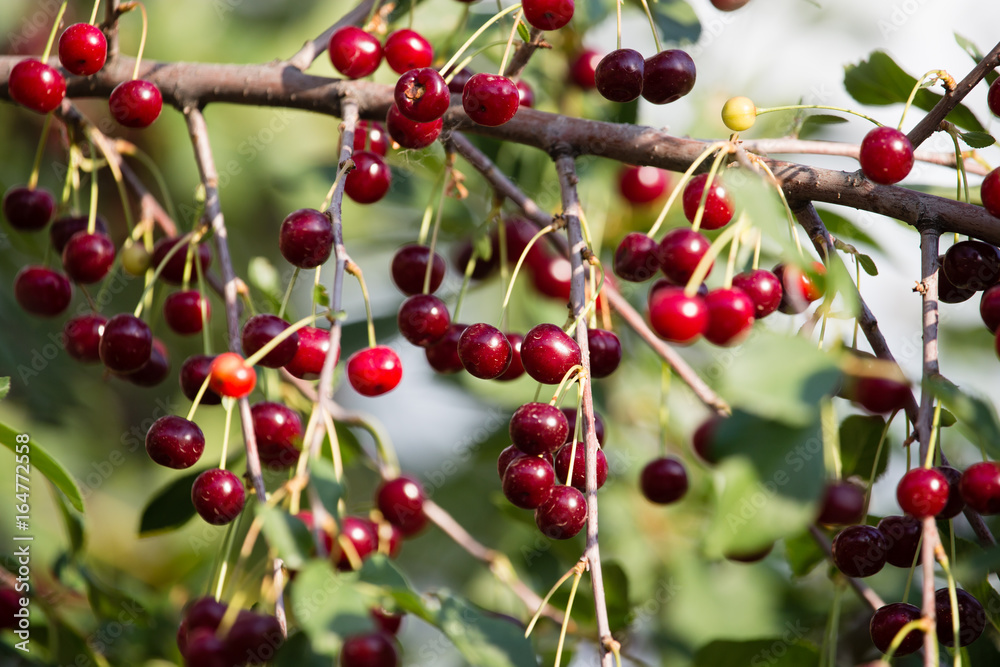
[502,27,546,80]
[101,0,121,63]
[285,0,379,72]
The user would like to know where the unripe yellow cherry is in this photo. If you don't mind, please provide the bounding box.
[121,241,151,276]
[722,96,757,132]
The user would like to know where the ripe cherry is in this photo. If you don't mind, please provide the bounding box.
[333,517,378,571]
[859,126,914,185]
[982,168,1000,218]
[376,476,428,536]
[100,313,152,373]
[242,314,299,368]
[58,23,107,76]
[284,326,333,380]
[516,79,534,108]
[562,407,606,446]
[371,607,404,636]
[279,208,333,269]
[224,611,284,665]
[535,485,587,539]
[447,67,475,95]
[520,323,582,384]
[340,632,398,667]
[502,456,555,509]
[522,0,574,31]
[350,121,389,157]
[554,442,608,491]
[692,415,722,463]
[192,469,245,526]
[184,628,227,665]
[14,266,72,317]
[711,0,752,9]
[329,26,382,79]
[145,415,205,469]
[942,240,1000,290]
[385,103,443,149]
[935,588,986,648]
[773,263,824,314]
[126,338,170,387]
[110,80,162,128]
[345,151,392,204]
[935,465,966,519]
[498,445,537,479]
[208,352,257,398]
[831,524,887,578]
[704,287,755,346]
[510,402,569,456]
[463,73,519,126]
[383,29,433,73]
[425,323,467,374]
[641,49,696,105]
[61,231,115,283]
[458,323,512,379]
[151,237,212,284]
[497,332,525,381]
[50,215,109,253]
[391,244,445,295]
[877,515,921,568]
[530,254,572,300]
[816,481,865,525]
[587,328,622,378]
[989,78,1000,118]
[180,355,224,405]
[731,269,782,319]
[8,59,66,113]
[640,457,688,504]
[614,232,662,282]
[398,294,451,347]
[64,314,106,363]
[618,165,669,204]
[648,285,708,344]
[980,285,1000,332]
[569,50,601,89]
[164,290,210,335]
[959,461,1000,514]
[347,346,403,396]
[870,603,922,656]
[394,67,450,122]
[595,49,644,103]
[3,186,54,231]
[682,173,734,230]
[251,402,303,471]
[940,257,977,303]
[658,228,712,286]
[845,361,910,415]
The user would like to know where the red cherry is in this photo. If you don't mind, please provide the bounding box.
[530,254,572,300]
[383,29,433,74]
[151,237,212,284]
[62,231,116,284]
[425,323,467,374]
[386,103,443,149]
[981,168,1000,218]
[63,314,107,363]
[859,126,914,185]
[347,346,402,396]
[647,285,708,344]
[340,632,398,667]
[704,287,755,346]
[618,165,669,204]
[394,67,450,122]
[125,338,170,387]
[870,603,923,656]
[816,481,865,525]
[14,266,72,317]
[569,49,601,89]
[349,121,389,157]
[503,456,555,509]
[614,232,662,282]
[192,469,245,526]
[145,415,205,469]
[497,332,526,381]
[773,262,824,314]
[58,23,107,76]
[457,323,512,379]
[333,517,379,571]
[462,73,519,127]
[163,291,210,335]
[731,269,783,319]
[510,402,569,456]
[595,49,643,103]
[279,208,333,269]
[180,355,224,405]
[208,352,257,398]
[534,485,587,539]
[3,186,55,231]
[376,476,428,536]
[640,457,688,504]
[682,173,734,229]
[345,151,391,204]
[283,326,334,380]
[520,323,582,384]
[658,228,712,286]
[515,79,535,108]
[328,26,382,79]
[109,80,163,128]
[959,461,1000,515]
[586,328,622,378]
[641,49,696,105]
[554,442,608,491]
[831,524,887,578]
[989,78,1000,118]
[99,313,152,373]
[896,467,949,518]
[8,59,66,113]
[397,294,451,347]
[242,314,299,369]
[877,515,921,568]
[371,607,404,636]
[251,402,303,471]
[522,0,575,31]
[390,244,445,295]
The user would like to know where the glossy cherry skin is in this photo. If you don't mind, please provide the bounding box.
[59,233,115,290]
[99,314,152,373]
[151,237,212,284]
[110,80,162,128]
[329,26,382,79]
[641,49,696,105]
[391,244,445,295]
[386,103,443,149]
[463,73,519,126]
[816,481,865,525]
[935,465,966,519]
[145,415,205,469]
[569,50,601,89]
[497,332,525,381]
[164,290,210,335]
[935,588,986,648]
[618,165,669,204]
[859,126,914,185]
[989,78,1000,118]
[397,294,450,347]
[498,445,540,479]
[523,0,574,30]
[447,67,475,95]
[682,173,734,230]
[279,208,333,269]
[350,120,389,157]
[458,323,512,379]
[980,285,1000,332]
[224,611,284,665]
[192,469,246,526]
[64,314,106,363]
[14,266,72,317]
[692,415,722,463]
[345,150,392,204]
[658,228,712,286]
[959,461,1000,515]
[8,59,66,113]
[510,402,569,456]
[340,632,398,667]
[58,23,107,76]
[284,326,334,380]
[704,288,755,346]
[562,407,606,446]
[530,254,572,300]
[640,457,688,504]
[371,608,403,636]
[347,346,403,396]
[732,269,782,319]
[897,467,949,519]
[125,338,170,387]
[942,240,1000,290]
[425,323,467,374]
[831,524,887,578]
[3,186,54,231]
[614,232,662,282]
[209,352,257,398]
[383,29,433,74]
[515,79,534,108]
[982,167,1000,218]
[242,314,299,368]
[377,476,428,536]
[555,442,608,491]
[251,402,303,471]
[648,285,708,344]
[595,49,644,103]
[870,603,923,656]
[877,515,921,568]
[520,323,582,384]
[184,627,227,665]
[50,215,109,253]
[587,328,622,378]
[333,517,379,571]
[394,67,450,122]
[773,263,823,314]
[180,355,224,405]
[848,370,910,416]
[534,485,587,539]
[502,456,555,509]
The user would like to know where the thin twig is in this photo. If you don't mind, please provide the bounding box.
[502,27,546,80]
[808,526,885,611]
[285,0,379,71]
[102,0,121,63]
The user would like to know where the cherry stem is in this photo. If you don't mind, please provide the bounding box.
[553,567,584,667]
[497,9,523,77]
[89,0,103,25]
[41,2,69,63]
[549,365,584,408]
[278,267,300,321]
[497,223,557,325]
[947,130,971,204]
[185,374,212,421]
[524,562,583,637]
[898,70,947,131]
[443,41,510,85]
[820,398,842,480]
[423,155,453,294]
[754,158,805,256]
[312,265,322,319]
[682,216,743,298]
[320,159,354,211]
[210,518,240,600]
[348,265,377,349]
[132,230,198,317]
[452,247,479,321]
[439,3,522,79]
[117,140,178,221]
[219,398,235,469]
[243,309,330,368]
[722,216,744,290]
[86,140,100,235]
[85,126,136,232]
[647,146,723,239]
[415,173,442,245]
[195,248,213,355]
[637,0,662,53]
[27,114,54,191]
[615,0,622,51]
[659,363,671,455]
[922,401,942,469]
[131,2,149,80]
[754,104,882,127]
[689,149,727,233]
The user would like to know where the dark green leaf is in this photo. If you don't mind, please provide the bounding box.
[308,458,344,522]
[952,537,1000,588]
[784,530,826,577]
[139,469,203,535]
[258,505,313,570]
[858,254,878,276]
[954,34,998,85]
[434,595,537,667]
[925,375,1000,461]
[635,0,701,45]
[965,580,1000,634]
[0,377,9,401]
[272,632,329,667]
[817,208,883,251]
[960,131,996,149]
[694,639,819,667]
[844,51,985,133]
[799,114,850,139]
[602,561,631,633]
[290,561,376,655]
[940,408,957,427]
[839,415,890,481]
[0,422,85,512]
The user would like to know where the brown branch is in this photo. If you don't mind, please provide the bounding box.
[285,0,379,72]
[808,526,885,611]
[502,27,546,80]
[102,0,121,63]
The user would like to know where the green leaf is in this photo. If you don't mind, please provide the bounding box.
[272,632,329,667]
[54,490,85,556]
[803,114,849,126]
[839,415,890,481]
[954,34,998,85]
[602,561,631,633]
[139,469,202,535]
[516,20,531,43]
[0,377,9,401]
[258,504,313,570]
[0,422,84,512]
[357,555,411,591]
[799,114,850,139]
[694,639,819,667]
[925,375,1000,461]
[960,131,996,149]
[313,283,330,308]
[290,561,376,655]
[434,595,537,667]
[635,0,701,45]
[816,209,883,253]
[610,98,639,126]
[308,458,345,522]
[784,530,826,577]
[844,51,985,133]
[857,253,878,276]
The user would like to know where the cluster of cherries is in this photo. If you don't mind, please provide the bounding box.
[176,597,284,667]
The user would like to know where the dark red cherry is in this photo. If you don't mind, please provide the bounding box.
[397,294,451,347]
[350,120,389,157]
[192,469,245,526]
[328,26,382,79]
[385,103,443,149]
[682,173,734,230]
[497,332,525,381]
[458,323,512,379]
[391,244,445,295]
[251,402,303,471]
[184,627,228,666]
[2,186,54,231]
[586,328,622,378]
[520,323,582,384]
[935,465,965,519]
[619,165,669,204]
[534,485,587,539]
[425,323,467,373]
[50,215,109,254]
[109,80,162,128]
[242,314,299,368]
[376,476,428,536]
[146,415,205,469]
[462,73,519,126]
[982,167,1000,218]
[447,67,475,95]
[831,524,887,578]
[846,360,910,415]
[502,456,555,509]
[732,269,783,318]
[704,287,755,346]
[510,402,569,456]
[371,607,404,636]
[283,326,333,380]
[641,49,696,105]
[333,517,378,570]
[224,611,284,665]
[8,59,66,113]
[595,49,644,103]
[877,515,922,568]
[63,314,106,363]
[279,208,333,269]
[980,284,1000,332]
[345,151,392,204]
[125,338,170,387]
[816,481,865,525]
[452,240,499,280]
[14,266,72,317]
[562,407,606,446]
[870,603,923,656]
[530,254,572,300]
[501,217,550,266]
[515,79,534,108]
[614,232,662,282]
[151,237,212,285]
[394,67,450,122]
[178,597,227,655]
[959,461,1000,515]
[164,290,210,336]
[773,263,824,314]
[522,0,574,30]
[99,313,152,373]
[383,29,433,73]
[347,346,403,396]
[942,240,1000,290]
[859,126,914,185]
[658,228,712,286]
[180,355,224,405]
[498,444,534,479]
[935,588,986,648]
[940,258,977,303]
[340,632,398,666]
[639,456,688,504]
[554,442,608,491]
[569,50,601,89]
[897,467,949,519]
[989,78,1000,118]
[711,0,752,9]
[692,414,722,463]
[647,285,708,344]
[58,23,107,76]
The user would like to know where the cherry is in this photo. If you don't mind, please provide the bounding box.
[516,79,534,108]
[397,294,450,347]
[989,78,1000,118]
[522,0,574,30]
[333,516,378,571]
[859,126,914,185]
[457,323,512,379]
[534,485,587,539]
[704,287,755,346]
[14,266,72,317]
[935,588,986,648]
[99,313,152,373]
[773,262,824,314]
[587,328,622,378]
[145,415,205,469]
[497,332,526,381]
[731,269,783,319]
[658,228,712,286]
[816,481,865,525]
[58,23,107,76]
[877,515,921,568]
[711,0,752,9]
[50,215,109,253]
[385,103,443,149]
[501,217,550,266]
[692,415,722,463]
[184,627,227,666]
[345,150,392,204]
[208,352,257,398]
[177,597,227,655]
[935,465,965,519]
[347,346,403,396]
[569,50,601,89]
[126,338,170,387]
[447,67,475,95]
[940,259,977,303]
[64,314,106,363]
[279,208,333,269]
[959,461,1000,515]
[251,402,303,471]
[982,167,1000,218]
[520,323,582,384]
[151,237,212,285]
[452,240,499,280]
[383,29,433,73]
[371,608,403,635]
[619,165,669,204]
[110,80,162,128]
[562,407,606,446]
[192,469,245,526]
[61,230,116,283]
[242,314,299,368]
[8,59,66,113]
[162,290,209,336]
[595,49,644,103]
[648,285,708,344]
[425,323,467,373]
[340,632,398,667]
[641,49,696,105]
[121,241,151,276]
[0,588,21,631]
[510,402,569,456]
[376,476,428,536]
[224,611,284,665]
[530,254,572,300]
[391,244,445,295]
[831,524,887,578]
[942,240,1000,290]
[639,457,688,504]
[463,73,519,126]
[3,186,54,231]
[498,444,540,479]
[502,456,555,509]
[394,67,450,122]
[721,96,757,132]
[284,326,334,380]
[614,232,662,282]
[870,603,922,656]
[555,442,608,491]
[329,26,382,79]
[842,355,910,415]
[725,544,774,563]
[350,121,389,157]
[180,355,224,405]
[980,285,1000,332]
[682,173,734,230]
